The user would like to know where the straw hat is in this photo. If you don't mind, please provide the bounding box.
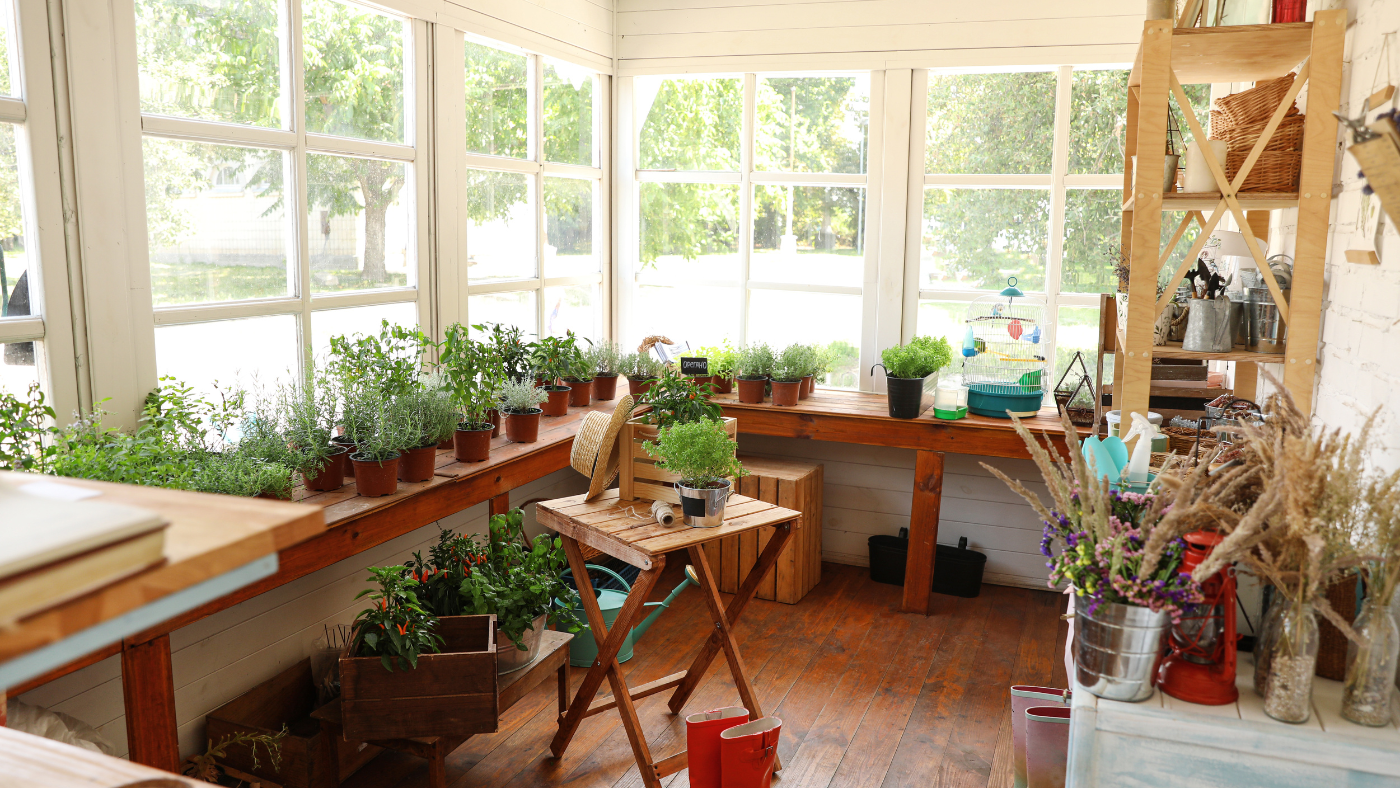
[571,394,636,500]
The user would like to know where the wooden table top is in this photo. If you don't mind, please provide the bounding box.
[0,471,325,662]
[536,489,801,570]
[0,725,204,787]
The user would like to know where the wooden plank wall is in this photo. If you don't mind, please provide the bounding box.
[16,468,588,759]
[615,0,1143,73]
[440,0,613,69]
[737,435,1052,590]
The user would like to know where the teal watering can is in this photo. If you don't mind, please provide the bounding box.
[559,564,696,668]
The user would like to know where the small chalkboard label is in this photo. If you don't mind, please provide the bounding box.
[680,357,709,376]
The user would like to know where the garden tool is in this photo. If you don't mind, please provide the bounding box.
[719,716,782,788]
[684,707,749,788]
[558,564,697,668]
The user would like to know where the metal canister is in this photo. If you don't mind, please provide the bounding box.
[1230,293,1250,348]
[1075,601,1171,702]
[1246,287,1288,354]
[1182,297,1234,353]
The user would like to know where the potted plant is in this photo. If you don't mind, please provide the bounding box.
[529,333,580,416]
[497,379,548,443]
[620,351,662,397]
[797,344,823,399]
[349,392,417,497]
[398,377,460,483]
[643,418,749,527]
[482,322,530,382]
[588,340,623,401]
[276,364,345,491]
[872,336,953,419]
[563,354,595,409]
[770,345,808,406]
[440,323,502,463]
[637,367,722,429]
[735,343,774,404]
[695,341,738,394]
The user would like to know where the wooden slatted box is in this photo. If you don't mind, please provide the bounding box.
[618,415,739,505]
[705,456,822,605]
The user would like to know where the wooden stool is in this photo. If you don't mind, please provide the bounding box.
[536,489,801,788]
[311,630,572,788]
[710,456,822,604]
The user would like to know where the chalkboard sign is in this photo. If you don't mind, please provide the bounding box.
[680,357,709,376]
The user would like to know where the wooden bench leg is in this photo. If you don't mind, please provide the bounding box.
[558,659,570,717]
[429,739,448,788]
[902,450,945,615]
[490,492,510,517]
[122,635,180,773]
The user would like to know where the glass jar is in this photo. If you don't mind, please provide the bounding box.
[1253,598,1283,696]
[1342,599,1400,726]
[1263,600,1318,723]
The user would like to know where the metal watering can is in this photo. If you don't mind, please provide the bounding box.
[558,564,696,668]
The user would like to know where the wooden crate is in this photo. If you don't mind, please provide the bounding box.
[705,456,822,605]
[340,615,499,741]
[618,415,739,505]
[204,658,380,788]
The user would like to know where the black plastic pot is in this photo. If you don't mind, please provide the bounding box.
[870,366,937,419]
[867,529,987,598]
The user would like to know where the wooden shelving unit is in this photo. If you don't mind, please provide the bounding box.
[1110,11,1346,424]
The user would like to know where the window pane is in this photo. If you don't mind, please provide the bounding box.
[747,291,861,389]
[755,75,869,174]
[633,284,738,349]
[1055,305,1109,392]
[751,185,864,287]
[143,138,290,306]
[1069,69,1128,175]
[638,77,741,171]
[0,340,39,399]
[916,300,967,345]
[0,4,14,97]
[156,315,299,398]
[465,40,528,160]
[1062,189,1202,296]
[921,188,1049,292]
[926,72,1055,174]
[303,0,405,143]
[468,290,536,337]
[639,183,739,281]
[545,177,595,278]
[136,0,282,127]
[544,284,598,341]
[467,169,535,282]
[307,153,412,293]
[544,59,594,166]
[0,125,28,316]
[310,301,417,360]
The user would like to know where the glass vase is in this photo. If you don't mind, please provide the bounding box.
[1342,599,1400,726]
[1253,598,1283,696]
[1263,600,1318,723]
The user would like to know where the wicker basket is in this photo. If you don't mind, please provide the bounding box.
[1225,114,1306,154]
[1226,149,1301,192]
[1216,74,1297,127]
[1316,576,1361,681]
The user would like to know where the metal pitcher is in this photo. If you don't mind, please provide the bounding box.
[1075,601,1170,702]
[676,479,733,527]
[1182,296,1234,352]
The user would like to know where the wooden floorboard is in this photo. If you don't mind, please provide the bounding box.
[341,564,1064,788]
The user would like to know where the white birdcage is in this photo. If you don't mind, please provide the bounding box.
[960,277,1048,418]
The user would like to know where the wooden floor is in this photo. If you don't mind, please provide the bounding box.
[342,561,1069,788]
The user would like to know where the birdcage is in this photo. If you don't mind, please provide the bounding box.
[960,278,1048,418]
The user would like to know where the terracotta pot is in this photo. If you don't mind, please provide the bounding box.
[504,409,542,443]
[351,453,400,497]
[542,386,571,416]
[566,379,593,408]
[771,380,801,406]
[398,444,438,483]
[331,436,357,479]
[737,376,768,404]
[454,423,492,463]
[488,408,501,438]
[712,376,733,395]
[628,377,656,398]
[437,436,455,449]
[593,373,619,401]
[799,375,814,399]
[302,446,348,492]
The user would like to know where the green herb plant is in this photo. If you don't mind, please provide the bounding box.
[639,367,721,428]
[619,351,661,380]
[403,375,462,448]
[644,418,748,489]
[772,344,814,383]
[565,354,595,383]
[0,382,60,472]
[497,379,548,414]
[439,322,504,427]
[736,343,775,380]
[695,341,738,379]
[351,392,418,463]
[588,340,622,376]
[351,565,444,672]
[457,508,583,650]
[879,336,954,379]
[277,362,341,475]
[329,319,430,400]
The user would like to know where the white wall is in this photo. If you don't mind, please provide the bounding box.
[440,0,614,70]
[17,468,589,758]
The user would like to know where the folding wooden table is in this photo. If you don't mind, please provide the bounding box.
[535,489,801,788]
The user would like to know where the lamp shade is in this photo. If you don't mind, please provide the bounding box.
[1214,230,1265,259]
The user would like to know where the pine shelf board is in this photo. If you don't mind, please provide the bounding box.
[1122,192,1298,212]
[1128,22,1314,88]
[1115,330,1288,362]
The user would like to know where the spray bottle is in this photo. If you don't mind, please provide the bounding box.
[1123,411,1158,484]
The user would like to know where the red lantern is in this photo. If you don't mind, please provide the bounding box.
[1158,531,1239,705]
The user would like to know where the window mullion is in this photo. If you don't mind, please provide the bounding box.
[288,0,313,380]
[1044,65,1073,376]
[738,72,755,346]
[533,54,546,337]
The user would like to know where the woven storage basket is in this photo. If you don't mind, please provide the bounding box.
[1226,149,1301,192]
[1226,114,1306,154]
[1315,576,1361,681]
[1216,74,1297,127]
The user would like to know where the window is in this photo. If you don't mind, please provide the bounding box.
[631,73,869,388]
[916,67,1208,382]
[462,38,603,342]
[137,0,423,396]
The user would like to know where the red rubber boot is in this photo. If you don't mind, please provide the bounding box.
[685,707,749,788]
[719,716,781,788]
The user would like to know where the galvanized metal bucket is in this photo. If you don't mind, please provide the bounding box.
[497,613,548,674]
[676,480,733,528]
[1074,601,1169,701]
[1182,297,1234,353]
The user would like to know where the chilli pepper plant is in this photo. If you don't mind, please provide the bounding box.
[351,565,444,672]
[528,332,582,386]
[404,529,489,618]
[639,367,721,429]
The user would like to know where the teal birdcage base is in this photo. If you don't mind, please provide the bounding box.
[966,383,1045,419]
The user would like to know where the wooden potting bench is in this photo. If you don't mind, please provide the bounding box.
[535,490,802,788]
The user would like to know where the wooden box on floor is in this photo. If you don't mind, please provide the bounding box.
[204,658,380,788]
[339,615,498,741]
[706,456,822,605]
[618,415,739,505]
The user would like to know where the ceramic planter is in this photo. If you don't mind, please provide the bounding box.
[351,453,401,497]
[504,409,542,443]
[771,380,801,406]
[736,376,767,404]
[542,386,570,416]
[593,373,619,401]
[454,423,493,463]
[302,446,347,492]
[331,435,357,480]
[627,376,656,398]
[398,444,438,483]
[565,379,593,408]
[799,375,814,399]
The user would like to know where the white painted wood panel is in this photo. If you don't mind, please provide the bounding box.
[444,0,613,66]
[618,0,1131,35]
